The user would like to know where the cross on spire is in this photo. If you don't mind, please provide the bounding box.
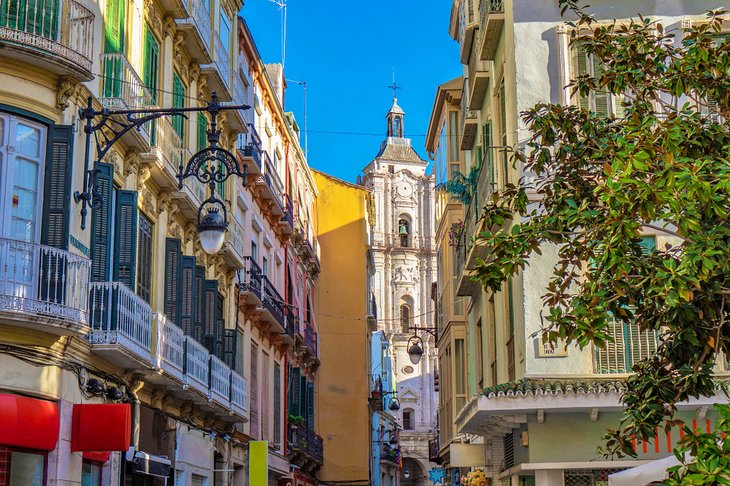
[387,69,402,100]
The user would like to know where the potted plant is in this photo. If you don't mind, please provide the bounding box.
[288,414,305,428]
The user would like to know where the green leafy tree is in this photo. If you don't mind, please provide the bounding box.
[471,2,730,481]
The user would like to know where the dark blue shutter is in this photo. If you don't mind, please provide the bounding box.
[300,374,308,424]
[179,255,196,334]
[223,328,236,368]
[113,190,138,290]
[307,381,314,430]
[90,163,114,283]
[203,280,218,353]
[164,238,181,324]
[193,265,206,343]
[41,125,73,250]
[289,367,301,417]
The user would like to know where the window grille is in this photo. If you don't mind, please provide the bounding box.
[504,432,514,469]
[564,469,625,486]
[594,319,658,374]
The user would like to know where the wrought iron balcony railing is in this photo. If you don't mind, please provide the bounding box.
[209,354,231,406]
[0,237,90,330]
[100,53,154,112]
[260,274,285,328]
[155,312,185,382]
[304,325,317,356]
[288,423,323,464]
[0,0,94,78]
[239,256,262,299]
[88,281,152,363]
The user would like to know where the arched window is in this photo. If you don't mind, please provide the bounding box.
[400,304,411,333]
[393,116,402,137]
[402,408,414,430]
[399,219,410,247]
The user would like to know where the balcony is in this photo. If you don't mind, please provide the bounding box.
[144,117,184,189]
[175,0,211,63]
[172,150,209,220]
[237,124,262,176]
[0,0,94,80]
[88,281,152,368]
[380,445,400,467]
[467,49,492,110]
[288,424,323,469]
[0,237,90,335]
[256,151,285,219]
[209,354,230,406]
[304,325,317,357]
[153,313,185,384]
[259,274,285,333]
[230,370,247,418]
[220,216,245,269]
[201,32,232,101]
[282,304,299,345]
[479,0,505,60]
[429,437,440,463]
[100,53,154,149]
[238,257,263,306]
[459,0,479,64]
[157,0,190,19]
[224,75,247,131]
[460,82,479,150]
[183,334,209,397]
[279,194,294,235]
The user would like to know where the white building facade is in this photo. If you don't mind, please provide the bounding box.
[362,99,438,484]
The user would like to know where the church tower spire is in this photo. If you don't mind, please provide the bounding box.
[386,72,405,138]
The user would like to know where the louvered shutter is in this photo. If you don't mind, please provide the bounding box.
[235,329,244,373]
[143,26,159,104]
[104,0,124,53]
[289,367,301,417]
[591,55,611,117]
[484,122,494,192]
[172,73,185,141]
[193,265,206,342]
[572,43,590,111]
[41,125,73,250]
[261,352,270,440]
[113,190,138,290]
[273,363,281,445]
[300,374,308,425]
[215,293,225,358]
[223,329,236,369]
[179,255,196,333]
[306,381,314,430]
[507,278,515,336]
[203,280,218,354]
[595,317,626,373]
[197,113,207,152]
[90,163,114,283]
[164,238,181,324]
[250,342,259,438]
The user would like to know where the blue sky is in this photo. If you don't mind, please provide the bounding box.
[240,0,462,183]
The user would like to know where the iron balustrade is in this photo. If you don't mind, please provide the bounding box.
[283,304,299,338]
[288,423,323,463]
[100,53,154,113]
[184,334,210,393]
[0,0,94,76]
[239,257,262,297]
[210,31,231,93]
[0,237,90,325]
[304,325,317,356]
[146,116,184,174]
[260,274,285,328]
[155,312,185,382]
[281,193,294,228]
[88,281,152,362]
[209,354,231,405]
[178,0,210,54]
[238,124,262,170]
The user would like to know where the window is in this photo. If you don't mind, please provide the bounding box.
[274,362,281,448]
[102,0,125,98]
[455,338,466,411]
[136,212,153,303]
[172,73,185,142]
[143,26,159,104]
[7,449,46,485]
[219,8,231,56]
[388,165,394,174]
[250,342,259,438]
[476,318,484,388]
[400,304,411,333]
[0,0,59,39]
[261,351,270,441]
[448,110,459,162]
[82,460,102,486]
[262,256,268,277]
[251,240,258,261]
[571,43,625,118]
[197,113,207,152]
[402,408,414,430]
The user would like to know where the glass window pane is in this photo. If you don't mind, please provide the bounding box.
[14,123,41,157]
[82,462,101,486]
[10,451,45,486]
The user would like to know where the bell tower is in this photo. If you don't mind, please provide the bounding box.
[386,99,405,138]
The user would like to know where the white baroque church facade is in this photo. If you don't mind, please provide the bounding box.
[362,98,438,483]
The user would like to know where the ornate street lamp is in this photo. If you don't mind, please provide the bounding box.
[406,326,438,365]
[74,92,248,255]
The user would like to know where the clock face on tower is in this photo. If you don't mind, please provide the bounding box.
[397,183,412,198]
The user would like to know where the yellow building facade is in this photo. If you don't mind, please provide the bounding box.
[312,170,374,485]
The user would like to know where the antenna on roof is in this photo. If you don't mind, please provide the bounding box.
[265,0,287,68]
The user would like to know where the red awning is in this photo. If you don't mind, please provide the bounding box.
[82,451,111,463]
[0,393,60,451]
[71,403,131,452]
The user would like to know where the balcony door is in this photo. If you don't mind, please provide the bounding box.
[0,113,46,299]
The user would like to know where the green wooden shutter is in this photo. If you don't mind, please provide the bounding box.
[194,265,206,342]
[172,73,185,141]
[203,280,218,353]
[90,163,114,283]
[306,381,314,430]
[113,190,138,290]
[639,236,656,254]
[215,293,225,358]
[289,367,301,417]
[300,374,308,424]
[180,255,196,334]
[573,43,590,111]
[591,55,610,117]
[164,238,182,324]
[104,0,124,53]
[197,113,207,152]
[143,26,159,104]
[42,125,73,250]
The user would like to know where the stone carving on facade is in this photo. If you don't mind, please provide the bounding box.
[173,34,185,66]
[56,77,81,112]
[145,0,163,37]
[163,17,176,40]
